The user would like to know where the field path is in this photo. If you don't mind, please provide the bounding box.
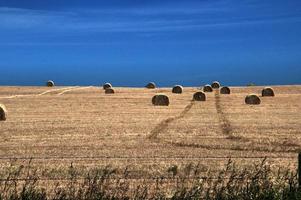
[0,94,32,99]
[0,86,80,99]
[148,100,195,140]
[37,86,79,96]
[214,90,246,141]
[57,86,93,95]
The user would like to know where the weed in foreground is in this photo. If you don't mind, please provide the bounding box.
[0,159,300,200]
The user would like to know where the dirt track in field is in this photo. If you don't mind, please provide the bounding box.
[148,100,194,140]
[214,89,242,140]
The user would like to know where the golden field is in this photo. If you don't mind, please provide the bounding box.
[0,85,300,180]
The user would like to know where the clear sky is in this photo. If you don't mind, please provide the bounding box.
[0,0,300,86]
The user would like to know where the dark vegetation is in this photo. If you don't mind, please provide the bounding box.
[246,83,256,87]
[0,159,300,200]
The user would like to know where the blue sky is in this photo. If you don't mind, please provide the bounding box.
[0,0,300,86]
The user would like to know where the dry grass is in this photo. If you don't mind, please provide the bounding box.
[211,81,220,89]
[105,88,115,94]
[172,85,183,94]
[220,86,231,94]
[262,87,275,97]
[0,85,300,184]
[145,82,156,89]
[103,83,112,90]
[203,84,213,92]
[193,91,206,101]
[0,104,7,121]
[152,94,169,106]
[46,80,54,87]
[245,94,261,105]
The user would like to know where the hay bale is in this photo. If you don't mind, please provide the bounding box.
[172,85,183,94]
[105,88,115,94]
[193,92,206,101]
[211,81,220,89]
[220,86,231,94]
[203,85,213,92]
[152,94,169,106]
[46,80,54,87]
[245,94,261,105]
[0,104,7,121]
[146,82,156,89]
[103,83,112,90]
[262,87,275,97]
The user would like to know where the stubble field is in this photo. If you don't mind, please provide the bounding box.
[0,85,300,183]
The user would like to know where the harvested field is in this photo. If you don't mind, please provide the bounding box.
[0,85,300,184]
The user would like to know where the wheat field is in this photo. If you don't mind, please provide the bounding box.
[0,85,300,180]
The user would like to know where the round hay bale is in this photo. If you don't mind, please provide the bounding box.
[105,88,115,94]
[0,104,7,121]
[262,87,275,97]
[145,82,156,89]
[152,94,169,106]
[193,92,206,101]
[172,85,183,94]
[103,83,112,90]
[220,86,231,94]
[46,80,54,87]
[245,94,261,105]
[211,81,220,89]
[203,85,213,92]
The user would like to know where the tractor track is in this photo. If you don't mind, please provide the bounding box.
[148,90,244,143]
[148,100,195,140]
[211,90,299,151]
[147,94,299,154]
[167,140,300,153]
[214,90,246,141]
